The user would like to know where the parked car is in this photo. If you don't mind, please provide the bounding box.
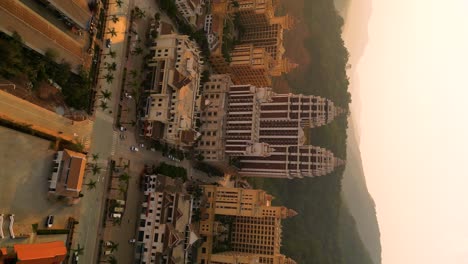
[113,207,124,213]
[105,241,113,247]
[130,146,139,152]
[119,126,127,132]
[45,215,54,228]
[111,213,121,218]
[104,250,112,255]
[129,238,136,243]
[115,199,126,206]
[106,38,112,48]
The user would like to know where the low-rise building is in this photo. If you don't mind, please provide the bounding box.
[142,33,203,147]
[0,241,67,264]
[137,175,200,264]
[49,149,86,199]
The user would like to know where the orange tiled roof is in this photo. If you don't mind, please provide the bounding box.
[15,241,66,264]
[64,149,86,191]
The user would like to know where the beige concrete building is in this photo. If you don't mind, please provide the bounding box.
[194,83,346,178]
[142,33,203,147]
[197,185,297,264]
[137,175,199,264]
[197,74,233,162]
[229,44,273,87]
[49,149,86,199]
[175,0,204,26]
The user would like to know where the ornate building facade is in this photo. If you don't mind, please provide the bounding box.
[197,185,297,264]
[196,76,345,178]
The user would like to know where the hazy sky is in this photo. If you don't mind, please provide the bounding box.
[344,0,468,263]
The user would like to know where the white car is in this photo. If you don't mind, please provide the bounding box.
[130,146,139,152]
[129,238,136,243]
[119,126,127,132]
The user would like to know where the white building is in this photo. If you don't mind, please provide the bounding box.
[175,0,204,26]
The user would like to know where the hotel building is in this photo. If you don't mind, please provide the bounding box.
[142,33,203,147]
[195,78,345,178]
[197,185,297,264]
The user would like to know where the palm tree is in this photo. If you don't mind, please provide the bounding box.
[119,173,130,183]
[104,73,114,84]
[101,89,112,100]
[114,0,124,8]
[106,62,117,72]
[118,185,126,196]
[107,28,117,37]
[105,50,117,59]
[133,7,145,19]
[132,46,143,55]
[108,241,119,253]
[129,69,138,79]
[72,244,84,256]
[99,101,109,112]
[110,15,119,24]
[107,255,118,264]
[92,153,99,161]
[85,179,97,190]
[92,163,102,175]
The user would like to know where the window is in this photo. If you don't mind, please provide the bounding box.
[202,248,207,253]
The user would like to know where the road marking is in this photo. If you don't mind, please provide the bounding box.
[110,131,118,156]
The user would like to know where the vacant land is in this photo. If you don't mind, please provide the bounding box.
[0,126,79,246]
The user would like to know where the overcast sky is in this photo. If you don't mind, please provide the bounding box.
[343,0,468,263]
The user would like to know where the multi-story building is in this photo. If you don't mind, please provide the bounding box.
[197,74,233,161]
[195,82,345,178]
[137,175,199,264]
[232,0,275,27]
[142,33,203,147]
[48,149,86,200]
[197,185,297,264]
[229,44,273,87]
[175,0,204,26]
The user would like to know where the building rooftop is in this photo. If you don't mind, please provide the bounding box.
[14,241,66,264]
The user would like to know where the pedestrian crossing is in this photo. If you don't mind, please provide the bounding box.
[110,131,118,156]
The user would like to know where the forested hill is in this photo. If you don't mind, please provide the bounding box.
[249,0,377,263]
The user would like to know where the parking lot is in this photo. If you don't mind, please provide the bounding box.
[0,126,79,246]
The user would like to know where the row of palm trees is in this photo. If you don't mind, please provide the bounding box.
[71,242,119,264]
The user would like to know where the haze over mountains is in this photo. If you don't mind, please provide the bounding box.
[340,0,382,263]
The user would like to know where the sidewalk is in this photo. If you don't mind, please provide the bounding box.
[0,90,93,149]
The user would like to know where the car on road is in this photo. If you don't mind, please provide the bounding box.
[106,38,112,48]
[130,146,139,152]
[45,215,54,228]
[124,92,132,99]
[119,126,127,132]
[129,238,136,243]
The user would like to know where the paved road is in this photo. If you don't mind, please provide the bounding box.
[0,90,93,148]
[0,0,86,70]
[70,0,133,263]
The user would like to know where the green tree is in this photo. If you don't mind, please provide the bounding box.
[133,6,146,19]
[114,0,123,8]
[107,28,117,37]
[99,101,109,111]
[104,73,114,84]
[119,173,130,183]
[108,241,119,253]
[132,46,143,55]
[85,179,97,190]
[101,89,112,100]
[129,69,138,78]
[106,62,117,72]
[110,15,119,24]
[92,163,102,175]
[72,244,84,256]
[92,153,99,161]
[107,255,118,264]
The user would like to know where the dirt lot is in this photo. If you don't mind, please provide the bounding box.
[0,126,80,246]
